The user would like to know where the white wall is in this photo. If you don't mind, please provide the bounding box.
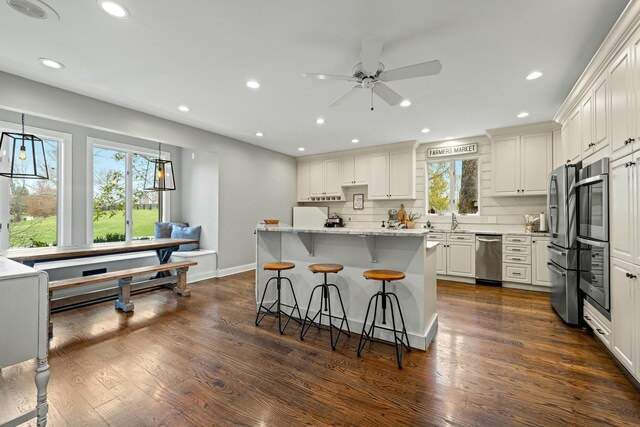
[0,71,296,269]
[300,136,547,232]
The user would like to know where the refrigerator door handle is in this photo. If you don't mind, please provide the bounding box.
[547,262,566,277]
[576,236,608,248]
[547,245,567,256]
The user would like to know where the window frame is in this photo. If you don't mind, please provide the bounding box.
[0,120,72,249]
[425,155,481,216]
[86,137,170,244]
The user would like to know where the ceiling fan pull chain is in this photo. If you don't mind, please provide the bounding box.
[370,87,374,111]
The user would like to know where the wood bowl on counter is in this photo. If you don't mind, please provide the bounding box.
[262,219,280,225]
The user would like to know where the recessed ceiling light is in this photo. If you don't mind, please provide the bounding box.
[256,132,263,137]
[178,105,189,112]
[351,139,359,143]
[445,136,454,140]
[400,100,412,107]
[420,128,431,134]
[298,147,305,152]
[517,112,529,118]
[316,118,325,125]
[246,80,260,89]
[99,1,129,18]
[39,58,64,69]
[526,71,543,80]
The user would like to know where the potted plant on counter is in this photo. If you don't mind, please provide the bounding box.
[406,212,422,229]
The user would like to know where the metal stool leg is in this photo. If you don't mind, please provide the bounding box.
[255,277,278,326]
[328,284,351,337]
[357,292,380,357]
[300,284,323,340]
[389,292,411,352]
[386,295,403,369]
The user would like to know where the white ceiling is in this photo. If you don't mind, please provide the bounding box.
[0,0,629,156]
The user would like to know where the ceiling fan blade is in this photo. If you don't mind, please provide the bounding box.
[380,60,442,82]
[360,37,383,76]
[330,85,361,107]
[302,73,356,82]
[373,83,404,106]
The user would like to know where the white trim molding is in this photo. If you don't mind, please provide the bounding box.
[216,263,256,278]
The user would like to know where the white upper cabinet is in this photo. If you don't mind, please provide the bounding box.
[491,132,552,196]
[297,162,310,202]
[341,155,368,186]
[566,108,582,164]
[581,93,593,155]
[609,47,633,159]
[309,159,342,197]
[593,75,608,149]
[368,149,416,200]
[553,130,564,169]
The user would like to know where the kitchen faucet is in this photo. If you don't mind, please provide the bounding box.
[451,212,459,230]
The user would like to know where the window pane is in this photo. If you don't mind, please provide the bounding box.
[9,140,58,248]
[427,161,450,214]
[93,147,126,243]
[457,159,478,214]
[132,153,158,240]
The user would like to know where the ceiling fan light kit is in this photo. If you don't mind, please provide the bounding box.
[304,37,441,110]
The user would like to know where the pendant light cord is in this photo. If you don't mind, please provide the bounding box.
[21,113,25,134]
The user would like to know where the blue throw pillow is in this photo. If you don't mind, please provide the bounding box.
[171,225,201,251]
[154,222,188,239]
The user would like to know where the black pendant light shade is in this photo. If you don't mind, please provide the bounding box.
[144,143,176,191]
[0,114,49,180]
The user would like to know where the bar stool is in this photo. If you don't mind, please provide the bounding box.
[357,269,411,369]
[255,262,302,335]
[300,264,351,350]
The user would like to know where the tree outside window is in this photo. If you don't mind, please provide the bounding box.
[427,158,478,215]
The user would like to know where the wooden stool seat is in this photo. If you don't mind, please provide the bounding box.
[263,262,295,271]
[363,269,405,282]
[308,263,344,274]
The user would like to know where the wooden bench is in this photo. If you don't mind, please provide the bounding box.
[48,260,197,313]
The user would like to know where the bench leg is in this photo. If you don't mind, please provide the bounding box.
[173,267,191,297]
[115,277,135,312]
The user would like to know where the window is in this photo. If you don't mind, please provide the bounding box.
[0,122,71,249]
[426,158,479,215]
[89,139,168,243]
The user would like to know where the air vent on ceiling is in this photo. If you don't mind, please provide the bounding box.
[6,0,59,21]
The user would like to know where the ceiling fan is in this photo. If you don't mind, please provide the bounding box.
[303,37,442,110]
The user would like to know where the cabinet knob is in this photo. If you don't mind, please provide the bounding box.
[596,328,605,335]
[566,159,571,163]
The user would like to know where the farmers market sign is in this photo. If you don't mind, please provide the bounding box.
[427,143,478,158]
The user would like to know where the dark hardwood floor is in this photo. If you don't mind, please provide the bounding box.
[1,272,639,426]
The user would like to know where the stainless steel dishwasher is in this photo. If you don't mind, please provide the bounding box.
[476,234,502,285]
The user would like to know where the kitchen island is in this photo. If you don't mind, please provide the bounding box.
[255,224,438,350]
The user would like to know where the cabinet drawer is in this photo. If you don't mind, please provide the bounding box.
[428,233,446,241]
[503,244,531,255]
[504,236,531,244]
[447,234,474,242]
[503,263,531,283]
[503,254,531,264]
[583,303,612,349]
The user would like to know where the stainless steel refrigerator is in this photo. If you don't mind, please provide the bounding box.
[547,162,581,325]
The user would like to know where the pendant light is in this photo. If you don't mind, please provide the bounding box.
[0,114,49,179]
[144,142,176,191]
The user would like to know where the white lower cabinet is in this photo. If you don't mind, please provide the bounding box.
[428,233,475,278]
[583,299,613,350]
[532,237,551,287]
[502,236,533,284]
[610,258,638,376]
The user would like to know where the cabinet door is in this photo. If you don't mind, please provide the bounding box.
[324,160,342,196]
[492,137,520,196]
[581,94,593,156]
[354,155,368,184]
[593,75,608,150]
[389,150,415,199]
[436,243,446,275]
[446,242,475,277]
[611,258,636,373]
[634,152,640,266]
[567,108,582,163]
[611,157,634,263]
[520,132,552,194]
[610,48,632,159]
[368,153,389,199]
[309,161,325,196]
[297,162,310,201]
[532,238,551,286]
[553,129,565,169]
[341,157,355,186]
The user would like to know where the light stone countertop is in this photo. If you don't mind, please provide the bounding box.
[427,228,550,237]
[256,224,429,237]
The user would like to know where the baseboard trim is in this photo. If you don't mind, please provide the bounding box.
[217,263,256,278]
[503,282,551,293]
[437,275,475,284]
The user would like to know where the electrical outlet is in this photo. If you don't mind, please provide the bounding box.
[487,216,497,224]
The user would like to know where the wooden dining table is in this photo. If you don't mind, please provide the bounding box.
[0,238,198,267]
